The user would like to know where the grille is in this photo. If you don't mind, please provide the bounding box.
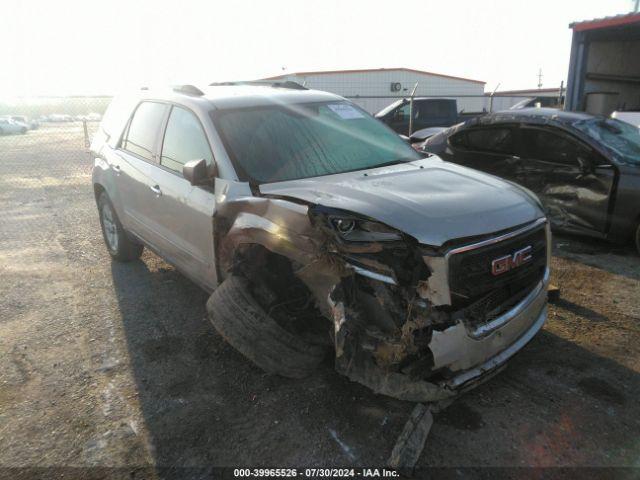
[448,223,547,321]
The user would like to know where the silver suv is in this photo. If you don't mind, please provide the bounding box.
[91,82,550,402]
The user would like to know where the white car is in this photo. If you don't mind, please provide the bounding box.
[0,117,28,135]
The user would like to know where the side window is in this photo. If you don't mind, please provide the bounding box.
[160,106,213,173]
[521,128,580,165]
[465,127,514,154]
[121,102,167,161]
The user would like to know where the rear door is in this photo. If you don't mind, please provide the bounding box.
[516,126,616,235]
[143,105,217,289]
[115,101,169,243]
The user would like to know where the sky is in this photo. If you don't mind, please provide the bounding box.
[0,0,636,97]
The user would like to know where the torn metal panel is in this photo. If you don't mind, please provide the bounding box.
[335,347,454,403]
[418,255,450,306]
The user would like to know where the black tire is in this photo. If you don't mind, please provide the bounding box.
[97,192,143,262]
[206,275,327,378]
[20,127,27,134]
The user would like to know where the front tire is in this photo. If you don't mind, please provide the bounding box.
[97,192,143,262]
[206,275,327,378]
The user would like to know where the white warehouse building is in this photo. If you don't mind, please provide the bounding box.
[263,67,487,114]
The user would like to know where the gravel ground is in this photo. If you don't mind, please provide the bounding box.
[1,125,640,475]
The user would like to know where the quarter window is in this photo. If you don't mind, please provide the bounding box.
[161,106,213,173]
[121,102,167,161]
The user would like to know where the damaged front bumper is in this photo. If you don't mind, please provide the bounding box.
[331,220,551,403]
[434,269,549,391]
[335,269,549,403]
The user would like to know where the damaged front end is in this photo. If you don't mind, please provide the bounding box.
[214,191,550,403]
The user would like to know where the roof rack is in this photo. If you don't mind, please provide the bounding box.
[208,80,308,90]
[171,84,205,96]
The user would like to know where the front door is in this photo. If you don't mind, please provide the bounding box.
[144,105,218,289]
[515,126,616,235]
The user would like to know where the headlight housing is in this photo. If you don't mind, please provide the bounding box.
[325,213,403,242]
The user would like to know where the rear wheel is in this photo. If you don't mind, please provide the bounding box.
[206,275,327,378]
[97,192,143,262]
[20,127,27,134]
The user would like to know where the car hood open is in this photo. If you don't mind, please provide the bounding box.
[259,157,544,247]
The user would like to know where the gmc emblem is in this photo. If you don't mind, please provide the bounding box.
[491,245,533,276]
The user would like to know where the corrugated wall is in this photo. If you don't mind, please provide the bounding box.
[277,70,485,114]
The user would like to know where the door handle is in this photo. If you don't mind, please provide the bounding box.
[150,184,162,196]
[111,164,121,175]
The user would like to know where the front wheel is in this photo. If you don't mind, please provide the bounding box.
[206,275,327,378]
[97,192,143,262]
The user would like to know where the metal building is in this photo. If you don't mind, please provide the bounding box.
[262,67,486,114]
[566,13,640,114]
[488,88,564,111]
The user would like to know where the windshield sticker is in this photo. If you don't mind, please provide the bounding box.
[327,104,365,120]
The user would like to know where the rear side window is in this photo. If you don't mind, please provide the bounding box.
[121,102,167,161]
[160,106,213,173]
[521,128,579,165]
[465,127,514,154]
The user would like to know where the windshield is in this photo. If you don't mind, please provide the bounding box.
[375,99,404,118]
[213,101,422,183]
[573,118,640,165]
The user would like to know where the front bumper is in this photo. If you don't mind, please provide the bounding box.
[431,269,549,390]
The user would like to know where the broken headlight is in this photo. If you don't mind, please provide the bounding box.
[328,214,403,242]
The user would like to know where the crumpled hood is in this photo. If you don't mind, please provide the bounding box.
[259,157,544,247]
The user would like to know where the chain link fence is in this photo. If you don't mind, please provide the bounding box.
[0,97,109,252]
[0,97,108,196]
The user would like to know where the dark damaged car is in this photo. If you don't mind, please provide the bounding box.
[91,83,550,402]
[421,108,640,253]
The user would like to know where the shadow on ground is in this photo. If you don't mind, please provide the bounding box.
[553,233,640,281]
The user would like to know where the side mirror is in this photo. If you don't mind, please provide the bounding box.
[183,158,215,186]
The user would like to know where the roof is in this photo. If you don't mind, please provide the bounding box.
[483,108,593,124]
[263,67,486,85]
[570,12,640,32]
[136,84,343,111]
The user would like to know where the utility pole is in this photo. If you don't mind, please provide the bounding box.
[537,69,543,89]
[635,0,639,12]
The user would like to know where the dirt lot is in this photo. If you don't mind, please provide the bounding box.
[1,125,640,475]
